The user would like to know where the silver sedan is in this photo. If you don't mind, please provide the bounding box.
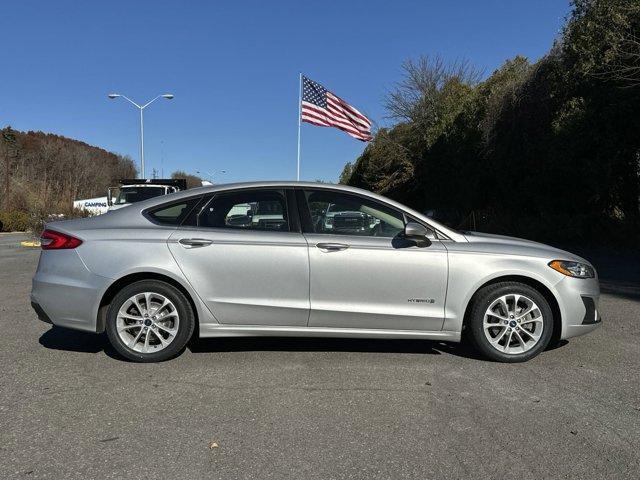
[31,182,601,362]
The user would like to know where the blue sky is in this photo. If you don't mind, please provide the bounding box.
[1,0,571,183]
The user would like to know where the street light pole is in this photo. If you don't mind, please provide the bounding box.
[108,93,174,178]
[139,108,144,177]
[196,170,226,184]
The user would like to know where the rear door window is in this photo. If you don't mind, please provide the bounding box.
[198,189,290,232]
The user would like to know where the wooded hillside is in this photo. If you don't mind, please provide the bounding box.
[341,0,640,246]
[0,128,136,214]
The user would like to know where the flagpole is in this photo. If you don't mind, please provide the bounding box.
[296,72,302,181]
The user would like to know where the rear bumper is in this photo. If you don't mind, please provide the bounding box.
[31,301,53,324]
[30,250,110,332]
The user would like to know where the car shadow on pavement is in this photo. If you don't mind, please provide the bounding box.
[39,327,122,359]
[188,336,487,360]
[39,326,570,362]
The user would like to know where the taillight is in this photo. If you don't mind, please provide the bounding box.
[40,229,83,250]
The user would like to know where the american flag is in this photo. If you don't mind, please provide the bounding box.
[301,76,373,142]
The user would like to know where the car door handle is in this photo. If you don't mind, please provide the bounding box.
[178,238,213,248]
[316,242,350,252]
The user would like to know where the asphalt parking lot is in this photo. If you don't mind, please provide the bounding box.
[1,233,639,479]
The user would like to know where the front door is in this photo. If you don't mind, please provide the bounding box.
[299,188,448,331]
[168,188,310,326]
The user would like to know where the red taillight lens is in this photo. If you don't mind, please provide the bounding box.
[40,229,83,250]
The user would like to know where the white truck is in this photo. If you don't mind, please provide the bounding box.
[107,178,188,211]
[75,178,188,215]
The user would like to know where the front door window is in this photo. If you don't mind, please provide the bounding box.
[304,190,405,237]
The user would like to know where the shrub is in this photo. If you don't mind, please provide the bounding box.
[0,211,31,232]
[0,207,91,234]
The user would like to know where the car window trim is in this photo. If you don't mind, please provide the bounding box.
[142,194,205,227]
[178,193,213,227]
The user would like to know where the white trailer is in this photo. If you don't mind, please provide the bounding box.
[73,196,109,216]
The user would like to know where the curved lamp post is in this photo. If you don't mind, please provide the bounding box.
[108,93,174,178]
[196,170,226,184]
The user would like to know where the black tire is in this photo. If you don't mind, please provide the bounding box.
[106,280,195,362]
[467,282,554,363]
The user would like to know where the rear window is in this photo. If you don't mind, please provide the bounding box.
[115,186,166,205]
[146,196,202,226]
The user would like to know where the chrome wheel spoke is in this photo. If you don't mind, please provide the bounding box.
[513,330,527,352]
[484,322,503,330]
[487,311,508,321]
[144,292,152,314]
[520,316,543,326]
[152,329,169,346]
[518,326,540,341]
[504,330,514,353]
[118,323,141,331]
[489,326,508,345]
[143,329,151,353]
[132,295,146,316]
[510,295,520,315]
[497,298,510,318]
[155,323,178,337]
[153,298,170,316]
[516,304,534,320]
[128,328,144,348]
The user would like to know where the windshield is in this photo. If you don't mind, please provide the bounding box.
[114,186,166,205]
[327,203,358,214]
[255,200,284,216]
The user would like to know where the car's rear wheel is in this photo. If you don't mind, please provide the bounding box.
[106,280,195,362]
[467,282,553,363]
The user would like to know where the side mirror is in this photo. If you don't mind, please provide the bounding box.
[107,187,114,207]
[403,222,433,246]
[404,222,429,239]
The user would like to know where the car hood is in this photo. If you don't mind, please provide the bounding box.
[462,231,590,264]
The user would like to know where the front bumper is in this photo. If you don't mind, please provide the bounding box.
[555,276,602,340]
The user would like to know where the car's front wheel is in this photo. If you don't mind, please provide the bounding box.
[467,282,554,362]
[106,280,195,362]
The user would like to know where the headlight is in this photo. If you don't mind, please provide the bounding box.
[548,260,595,278]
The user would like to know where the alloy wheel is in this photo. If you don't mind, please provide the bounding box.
[116,292,180,354]
[483,294,544,354]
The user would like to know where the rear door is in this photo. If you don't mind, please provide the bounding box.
[298,188,448,331]
[167,188,310,326]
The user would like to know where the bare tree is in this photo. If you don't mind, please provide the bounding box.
[605,31,640,87]
[565,0,640,88]
[385,55,482,127]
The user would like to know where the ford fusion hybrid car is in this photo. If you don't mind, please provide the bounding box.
[31,182,601,362]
